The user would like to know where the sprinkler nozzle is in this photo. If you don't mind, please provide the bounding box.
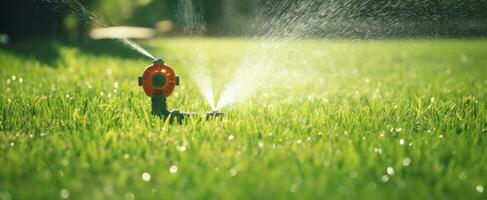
[206,111,224,120]
[153,58,164,64]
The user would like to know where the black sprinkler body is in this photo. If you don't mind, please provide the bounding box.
[206,111,224,120]
[139,58,223,123]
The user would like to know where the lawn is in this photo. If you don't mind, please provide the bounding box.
[0,38,486,200]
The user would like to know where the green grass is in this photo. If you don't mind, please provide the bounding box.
[0,38,486,200]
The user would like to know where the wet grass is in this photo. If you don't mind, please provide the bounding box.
[0,38,486,200]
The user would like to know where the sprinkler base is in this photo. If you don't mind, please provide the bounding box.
[166,109,194,124]
[206,111,224,120]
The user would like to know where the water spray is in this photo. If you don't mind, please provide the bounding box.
[138,58,223,123]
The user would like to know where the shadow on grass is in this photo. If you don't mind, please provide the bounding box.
[1,39,150,67]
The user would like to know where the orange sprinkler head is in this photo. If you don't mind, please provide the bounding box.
[138,58,179,97]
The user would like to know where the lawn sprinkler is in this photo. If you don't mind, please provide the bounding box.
[138,58,223,123]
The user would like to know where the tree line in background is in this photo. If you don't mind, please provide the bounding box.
[1,0,487,41]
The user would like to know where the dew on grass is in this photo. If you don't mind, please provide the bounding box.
[258,141,264,148]
[399,139,405,145]
[439,135,444,138]
[60,188,69,199]
[459,172,468,180]
[374,147,382,154]
[476,185,484,193]
[61,159,69,166]
[402,158,411,167]
[228,135,235,141]
[142,172,151,182]
[18,78,23,83]
[290,184,298,192]
[178,145,187,152]
[381,175,389,182]
[169,165,178,174]
[387,167,395,175]
[125,192,135,200]
[230,168,238,176]
[11,75,16,81]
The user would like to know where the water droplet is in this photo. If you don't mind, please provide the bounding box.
[170,165,178,174]
[61,159,69,166]
[125,192,135,200]
[142,172,151,182]
[230,168,238,176]
[374,147,382,154]
[476,185,484,193]
[258,141,264,148]
[11,75,16,81]
[381,175,389,182]
[290,184,298,192]
[228,135,235,141]
[114,82,119,88]
[60,188,70,199]
[18,78,23,83]
[399,139,405,145]
[387,167,395,175]
[459,172,468,180]
[5,79,10,84]
[178,145,187,152]
[402,158,411,166]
